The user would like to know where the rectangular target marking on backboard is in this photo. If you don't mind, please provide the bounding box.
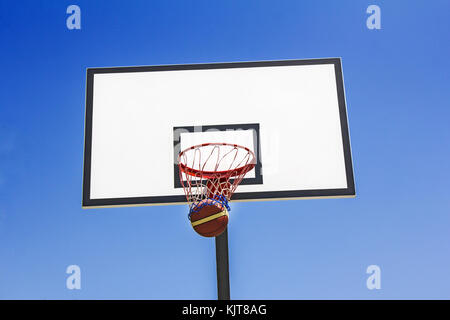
[82,58,355,208]
[173,123,263,188]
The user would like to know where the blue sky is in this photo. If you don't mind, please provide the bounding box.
[1,0,449,299]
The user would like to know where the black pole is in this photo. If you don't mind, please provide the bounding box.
[215,228,230,300]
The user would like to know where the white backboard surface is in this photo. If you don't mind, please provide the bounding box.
[83,59,355,207]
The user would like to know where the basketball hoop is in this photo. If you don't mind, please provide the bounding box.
[178,143,256,236]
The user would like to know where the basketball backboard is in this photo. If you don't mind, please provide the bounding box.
[82,58,355,208]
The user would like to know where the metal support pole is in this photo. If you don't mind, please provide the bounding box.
[215,228,230,300]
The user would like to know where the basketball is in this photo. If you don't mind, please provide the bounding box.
[190,199,229,237]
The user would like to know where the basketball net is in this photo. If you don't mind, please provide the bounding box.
[178,143,256,219]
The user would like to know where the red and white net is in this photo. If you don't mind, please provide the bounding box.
[178,143,256,215]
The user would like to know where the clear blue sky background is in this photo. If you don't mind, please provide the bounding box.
[1,0,449,299]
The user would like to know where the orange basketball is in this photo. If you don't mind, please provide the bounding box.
[190,199,229,237]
